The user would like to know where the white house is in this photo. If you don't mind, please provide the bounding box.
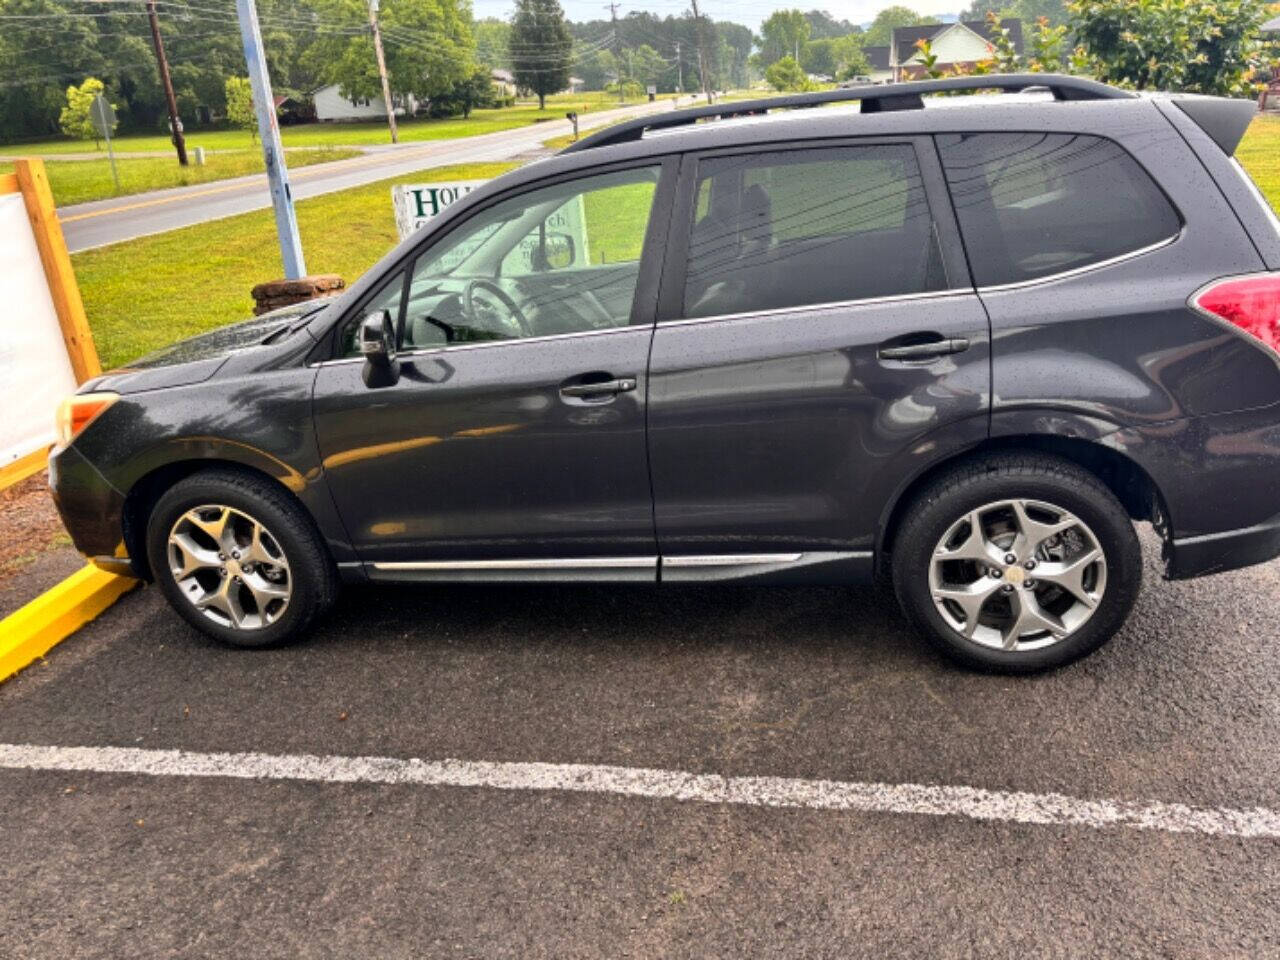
[891,19,1023,81]
[491,69,516,98]
[313,84,418,122]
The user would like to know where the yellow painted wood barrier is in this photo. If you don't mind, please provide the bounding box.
[0,566,137,684]
[0,447,48,493]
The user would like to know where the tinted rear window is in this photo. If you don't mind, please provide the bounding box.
[937,133,1181,287]
[682,144,946,319]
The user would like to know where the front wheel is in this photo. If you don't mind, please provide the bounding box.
[145,469,338,648]
[891,453,1143,673]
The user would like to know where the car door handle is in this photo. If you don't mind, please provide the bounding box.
[559,377,637,397]
[877,337,971,361]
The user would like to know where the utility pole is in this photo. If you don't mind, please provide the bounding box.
[688,0,712,104]
[235,0,306,278]
[606,2,624,104]
[674,39,682,93]
[145,0,187,165]
[367,0,399,144]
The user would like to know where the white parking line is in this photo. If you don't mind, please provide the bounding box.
[2,742,1278,839]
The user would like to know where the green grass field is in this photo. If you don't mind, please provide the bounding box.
[0,147,358,207]
[1236,113,1280,205]
[2,93,660,157]
[71,114,1280,371]
[72,162,516,368]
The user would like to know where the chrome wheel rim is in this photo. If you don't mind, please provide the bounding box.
[167,505,291,631]
[928,498,1107,652]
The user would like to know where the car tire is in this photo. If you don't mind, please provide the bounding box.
[891,452,1142,673]
[145,468,338,649]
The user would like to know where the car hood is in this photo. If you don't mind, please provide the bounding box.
[87,303,321,395]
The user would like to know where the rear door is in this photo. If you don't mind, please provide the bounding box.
[647,138,991,579]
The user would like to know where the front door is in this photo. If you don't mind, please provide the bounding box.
[312,162,672,575]
[646,140,991,579]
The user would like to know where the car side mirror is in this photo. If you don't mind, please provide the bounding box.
[359,310,399,387]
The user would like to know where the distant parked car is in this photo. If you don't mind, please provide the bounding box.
[50,75,1280,672]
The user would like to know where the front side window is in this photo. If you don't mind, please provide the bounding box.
[937,132,1181,287]
[682,144,945,320]
[366,166,660,354]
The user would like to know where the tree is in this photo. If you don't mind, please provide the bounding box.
[962,0,1068,25]
[430,67,497,117]
[1070,0,1271,95]
[801,37,839,75]
[803,9,858,39]
[716,22,755,89]
[511,0,573,109]
[629,44,666,87]
[224,76,256,143]
[863,6,939,47]
[834,46,874,81]
[757,10,812,68]
[473,17,513,68]
[303,0,474,109]
[803,35,870,78]
[59,77,109,148]
[765,55,811,91]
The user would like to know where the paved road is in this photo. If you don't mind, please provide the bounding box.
[2,530,1278,957]
[58,101,672,253]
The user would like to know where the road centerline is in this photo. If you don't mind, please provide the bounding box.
[2,742,1277,840]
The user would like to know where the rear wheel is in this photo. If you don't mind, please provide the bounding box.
[145,469,338,648]
[892,453,1142,673]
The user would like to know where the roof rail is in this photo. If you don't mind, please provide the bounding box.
[560,74,1135,154]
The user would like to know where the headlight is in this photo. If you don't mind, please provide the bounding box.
[55,392,118,448]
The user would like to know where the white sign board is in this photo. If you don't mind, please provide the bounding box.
[392,179,591,273]
[0,193,77,468]
[392,181,486,241]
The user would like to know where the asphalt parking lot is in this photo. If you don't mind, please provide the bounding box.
[2,530,1278,958]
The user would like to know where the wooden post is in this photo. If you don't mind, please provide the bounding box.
[13,158,101,385]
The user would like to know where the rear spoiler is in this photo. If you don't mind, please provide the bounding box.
[1172,96,1257,156]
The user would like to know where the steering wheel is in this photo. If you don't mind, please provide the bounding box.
[462,279,532,340]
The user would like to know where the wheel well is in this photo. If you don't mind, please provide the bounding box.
[878,435,1167,573]
[121,459,301,581]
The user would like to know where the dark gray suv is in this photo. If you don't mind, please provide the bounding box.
[50,75,1280,672]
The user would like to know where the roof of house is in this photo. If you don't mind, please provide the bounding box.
[491,68,514,82]
[863,45,890,71]
[892,18,1023,65]
[1262,14,1280,32]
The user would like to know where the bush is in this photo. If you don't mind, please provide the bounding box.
[765,56,813,92]
[1070,0,1271,95]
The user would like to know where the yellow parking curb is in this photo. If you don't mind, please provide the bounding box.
[0,565,138,684]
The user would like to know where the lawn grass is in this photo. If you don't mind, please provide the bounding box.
[70,112,1280,371]
[1237,113,1280,206]
[72,162,516,369]
[0,147,358,206]
[2,93,662,157]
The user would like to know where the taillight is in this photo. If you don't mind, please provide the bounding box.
[54,392,118,448]
[1190,273,1280,356]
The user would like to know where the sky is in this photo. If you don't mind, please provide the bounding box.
[469,1,966,34]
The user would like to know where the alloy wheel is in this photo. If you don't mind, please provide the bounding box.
[928,498,1108,652]
[167,504,292,631]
